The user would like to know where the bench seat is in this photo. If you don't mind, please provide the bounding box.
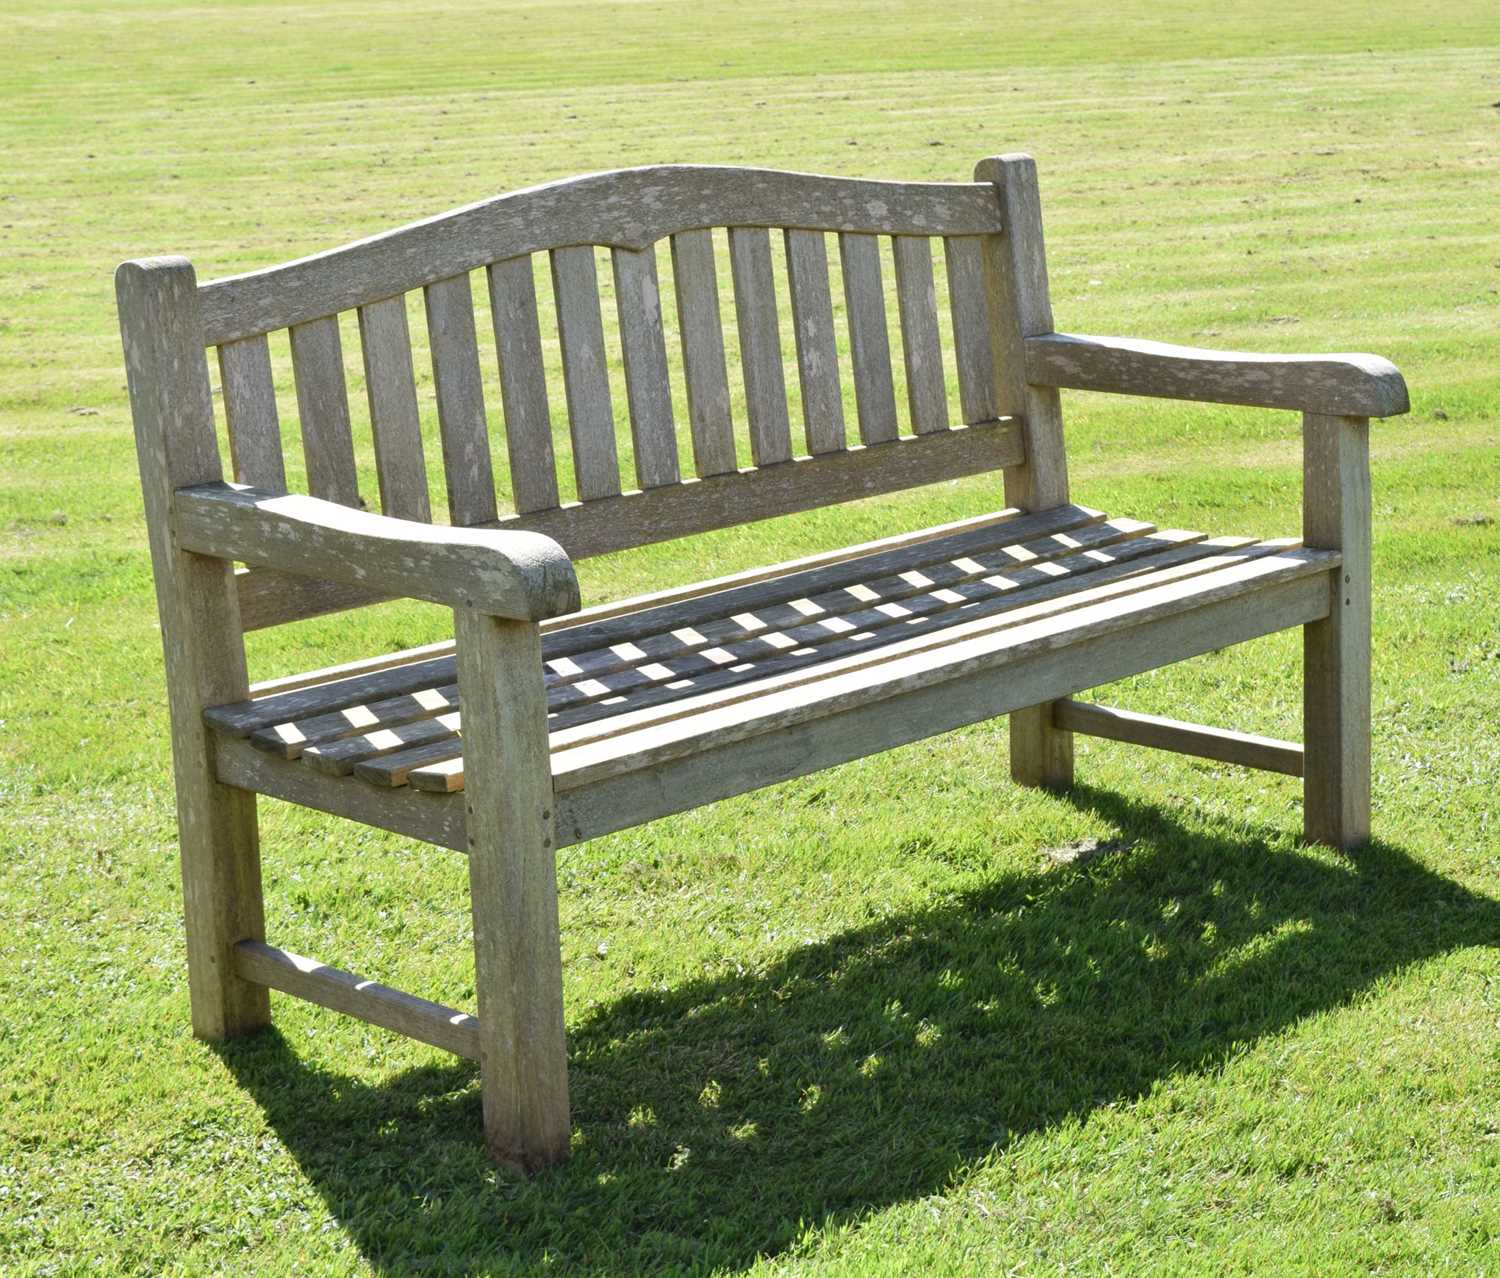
[205,502,1336,852]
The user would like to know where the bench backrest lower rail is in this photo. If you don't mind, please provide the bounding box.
[129,157,1064,631]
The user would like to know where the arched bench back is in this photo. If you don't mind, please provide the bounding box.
[195,160,1055,629]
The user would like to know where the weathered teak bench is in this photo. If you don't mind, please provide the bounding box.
[119,156,1408,1172]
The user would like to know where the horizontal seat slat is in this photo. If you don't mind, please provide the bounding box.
[358,532,1286,791]
[544,547,1334,793]
[377,528,1190,782]
[277,518,1163,773]
[393,540,1327,796]
[217,502,1039,732]
[244,506,1118,761]
[551,570,1332,848]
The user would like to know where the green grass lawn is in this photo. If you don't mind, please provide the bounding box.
[3,1,1499,1273]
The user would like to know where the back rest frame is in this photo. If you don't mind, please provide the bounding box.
[132,157,1068,634]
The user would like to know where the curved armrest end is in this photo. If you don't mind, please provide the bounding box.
[172,484,581,621]
[1025,332,1409,418]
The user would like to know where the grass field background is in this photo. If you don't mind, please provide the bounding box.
[3,2,1498,1274]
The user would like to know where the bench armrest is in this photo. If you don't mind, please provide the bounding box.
[1023,332,1409,418]
[173,483,580,621]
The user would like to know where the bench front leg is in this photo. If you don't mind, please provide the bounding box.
[1302,412,1372,848]
[453,608,570,1172]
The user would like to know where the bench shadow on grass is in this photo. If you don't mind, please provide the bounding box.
[218,785,1500,1276]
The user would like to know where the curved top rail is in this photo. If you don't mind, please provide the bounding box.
[198,164,1004,344]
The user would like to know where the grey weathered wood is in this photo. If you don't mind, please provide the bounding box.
[611,245,681,488]
[235,501,1031,678]
[1302,412,1371,848]
[229,419,1024,628]
[542,503,1107,660]
[1026,334,1410,418]
[255,513,1147,776]
[211,505,1106,751]
[944,235,997,424]
[549,550,1331,789]
[552,569,1332,844]
[175,482,580,621]
[117,256,269,1039]
[130,159,1413,1178]
[287,315,360,507]
[540,536,1264,753]
[425,273,499,526]
[839,232,898,445]
[394,535,1297,795]
[357,296,431,522]
[728,226,793,467]
[783,229,846,455]
[234,940,480,1059]
[493,419,1021,560]
[237,569,391,631]
[249,637,456,697]
[1052,700,1305,776]
[892,236,949,434]
[487,255,560,515]
[976,154,1073,788]
[200,167,1005,344]
[217,334,286,491]
[670,229,737,476]
[454,609,570,1172]
[214,731,466,852]
[550,246,621,501]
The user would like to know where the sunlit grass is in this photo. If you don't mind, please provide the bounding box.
[1,2,1498,1275]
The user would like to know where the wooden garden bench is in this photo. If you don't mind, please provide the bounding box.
[118,156,1408,1173]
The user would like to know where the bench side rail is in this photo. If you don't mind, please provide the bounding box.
[188,163,1044,630]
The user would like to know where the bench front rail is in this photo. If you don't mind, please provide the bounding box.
[119,156,1404,1173]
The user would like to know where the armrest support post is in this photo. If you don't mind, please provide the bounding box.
[453,607,570,1172]
[1302,413,1372,848]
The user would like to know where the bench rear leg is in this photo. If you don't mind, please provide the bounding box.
[117,257,270,1038]
[975,155,1076,791]
[454,608,570,1173]
[1302,412,1372,849]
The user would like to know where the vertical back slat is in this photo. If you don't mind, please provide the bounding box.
[424,273,498,526]
[943,235,996,424]
[838,232,898,445]
[550,246,621,500]
[783,229,846,455]
[487,256,560,514]
[728,226,793,467]
[611,246,681,489]
[217,333,286,491]
[669,229,737,477]
[892,236,949,435]
[356,297,430,522]
[288,315,360,506]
